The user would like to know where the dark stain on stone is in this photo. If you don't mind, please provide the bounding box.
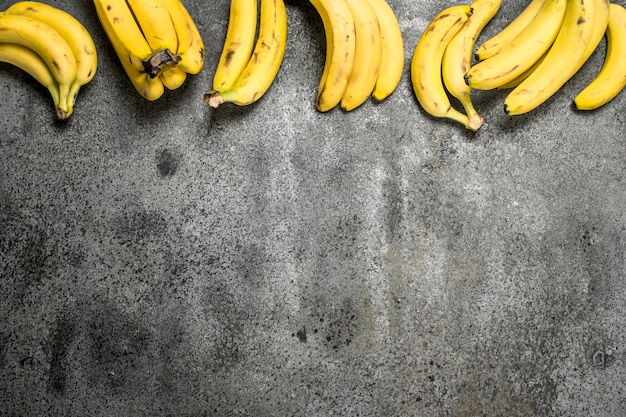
[45,313,77,395]
[113,207,168,249]
[86,303,152,391]
[294,327,307,343]
[157,148,180,177]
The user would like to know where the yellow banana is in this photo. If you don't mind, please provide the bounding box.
[204,0,287,107]
[93,0,165,100]
[340,0,382,111]
[6,1,97,118]
[465,0,567,90]
[504,0,604,115]
[308,0,357,112]
[365,0,404,102]
[125,0,180,63]
[442,0,502,131]
[0,43,62,117]
[574,3,626,110]
[411,5,474,130]
[163,0,205,75]
[474,0,545,61]
[496,51,546,89]
[159,65,187,90]
[574,0,610,75]
[93,0,171,79]
[211,0,258,92]
[0,13,77,119]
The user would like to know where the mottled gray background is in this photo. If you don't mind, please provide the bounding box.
[1,0,625,416]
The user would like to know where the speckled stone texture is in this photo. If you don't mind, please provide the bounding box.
[1,0,625,416]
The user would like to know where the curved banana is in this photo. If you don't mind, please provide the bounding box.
[159,65,187,90]
[204,0,287,107]
[574,3,626,110]
[365,0,403,102]
[6,1,98,118]
[411,5,474,130]
[442,0,502,130]
[504,0,604,115]
[464,0,567,91]
[93,0,171,79]
[211,0,258,92]
[0,13,77,119]
[163,0,205,75]
[574,0,610,75]
[340,0,382,111]
[308,0,357,112]
[474,0,545,61]
[0,43,62,117]
[93,0,164,100]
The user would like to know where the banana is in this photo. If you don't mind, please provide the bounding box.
[365,0,403,102]
[204,0,288,107]
[504,0,605,115]
[411,5,474,130]
[0,13,77,119]
[442,0,502,130]
[162,0,205,75]
[574,0,611,75]
[211,0,258,93]
[0,43,62,117]
[464,0,567,91]
[308,0,357,112]
[92,0,172,79]
[496,51,546,89]
[125,0,180,65]
[93,0,165,100]
[474,0,545,61]
[159,65,187,90]
[6,1,97,118]
[340,0,382,111]
[574,3,626,110]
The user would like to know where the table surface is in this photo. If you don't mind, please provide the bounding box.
[1,0,625,416]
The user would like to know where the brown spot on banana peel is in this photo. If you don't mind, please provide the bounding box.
[224,48,236,66]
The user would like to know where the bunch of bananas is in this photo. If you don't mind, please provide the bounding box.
[204,0,288,108]
[0,1,97,120]
[93,0,204,101]
[412,0,626,131]
[308,0,405,112]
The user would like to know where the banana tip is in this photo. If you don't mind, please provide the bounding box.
[467,114,484,132]
[204,91,224,108]
[55,107,69,120]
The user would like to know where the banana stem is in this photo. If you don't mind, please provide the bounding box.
[143,49,181,78]
[204,91,224,108]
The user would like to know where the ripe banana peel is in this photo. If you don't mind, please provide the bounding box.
[575,3,626,110]
[411,6,477,130]
[93,0,204,101]
[205,0,288,108]
[0,2,97,119]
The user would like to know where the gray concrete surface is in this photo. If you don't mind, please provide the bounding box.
[1,0,625,415]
